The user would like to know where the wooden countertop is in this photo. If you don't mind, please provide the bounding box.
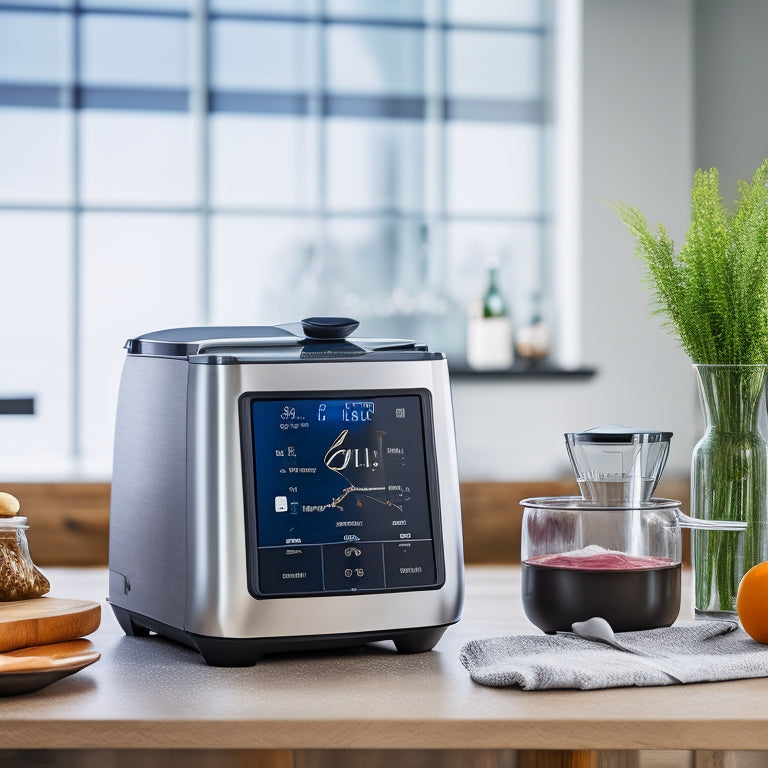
[1,566,766,752]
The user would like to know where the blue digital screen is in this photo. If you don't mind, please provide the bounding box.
[248,394,438,596]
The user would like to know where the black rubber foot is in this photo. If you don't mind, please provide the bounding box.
[112,605,151,637]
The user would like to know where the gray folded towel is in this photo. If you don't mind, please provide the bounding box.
[460,621,768,690]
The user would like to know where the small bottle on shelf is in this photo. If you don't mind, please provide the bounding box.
[466,261,513,370]
[515,291,550,364]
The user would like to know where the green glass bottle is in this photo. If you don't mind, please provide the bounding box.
[482,267,507,318]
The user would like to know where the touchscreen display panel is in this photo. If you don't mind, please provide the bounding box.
[246,393,440,597]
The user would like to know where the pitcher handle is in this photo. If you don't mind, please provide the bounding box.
[676,510,748,531]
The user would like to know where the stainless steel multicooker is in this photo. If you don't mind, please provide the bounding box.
[108,317,464,666]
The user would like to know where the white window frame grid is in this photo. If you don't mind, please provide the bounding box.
[0,0,581,473]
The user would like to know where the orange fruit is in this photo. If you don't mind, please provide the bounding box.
[736,561,768,643]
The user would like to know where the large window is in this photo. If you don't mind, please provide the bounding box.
[0,0,580,476]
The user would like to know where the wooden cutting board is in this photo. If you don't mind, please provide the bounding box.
[0,597,101,653]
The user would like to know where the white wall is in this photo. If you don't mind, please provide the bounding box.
[452,0,698,481]
[694,0,768,190]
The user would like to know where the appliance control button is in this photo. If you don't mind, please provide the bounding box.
[323,542,384,591]
[257,546,324,595]
[383,540,437,588]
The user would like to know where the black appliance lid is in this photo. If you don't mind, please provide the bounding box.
[124,317,429,360]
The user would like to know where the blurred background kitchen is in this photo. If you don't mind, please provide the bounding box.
[1,0,766,494]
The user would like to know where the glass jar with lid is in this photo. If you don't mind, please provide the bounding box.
[0,516,50,601]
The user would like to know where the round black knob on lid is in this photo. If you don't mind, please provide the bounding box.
[301,317,360,340]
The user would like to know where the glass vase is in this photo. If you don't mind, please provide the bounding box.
[691,364,768,618]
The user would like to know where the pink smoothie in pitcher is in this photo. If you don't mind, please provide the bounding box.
[522,545,681,633]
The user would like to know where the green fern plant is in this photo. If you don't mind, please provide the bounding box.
[615,159,768,615]
[613,159,768,364]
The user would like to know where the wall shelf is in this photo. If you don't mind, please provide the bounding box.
[448,363,597,380]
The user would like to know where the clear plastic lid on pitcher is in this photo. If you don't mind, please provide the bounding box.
[565,425,672,506]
